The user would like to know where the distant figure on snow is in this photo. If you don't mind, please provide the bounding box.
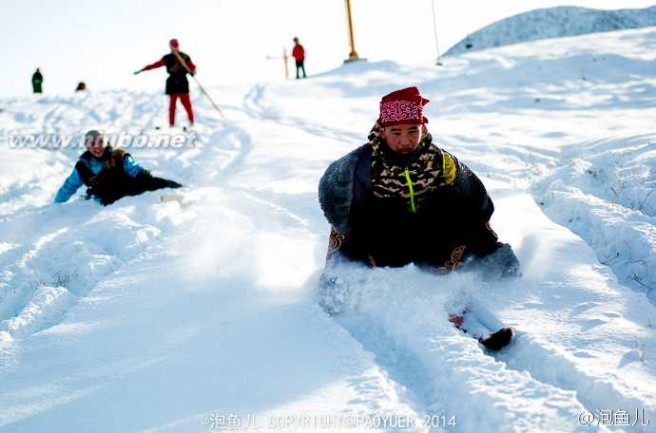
[75,81,87,92]
[292,37,306,79]
[134,38,196,128]
[55,130,182,205]
[32,68,43,94]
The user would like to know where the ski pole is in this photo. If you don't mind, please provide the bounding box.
[172,49,225,120]
[191,75,226,120]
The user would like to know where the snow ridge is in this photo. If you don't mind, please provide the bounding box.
[446,6,656,56]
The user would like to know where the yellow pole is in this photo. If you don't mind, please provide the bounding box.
[431,0,443,65]
[283,48,289,80]
[344,0,360,61]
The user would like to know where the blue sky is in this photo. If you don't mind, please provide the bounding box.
[2,0,655,97]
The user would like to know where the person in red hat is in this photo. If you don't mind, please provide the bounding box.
[134,39,196,128]
[319,86,519,276]
[317,86,519,348]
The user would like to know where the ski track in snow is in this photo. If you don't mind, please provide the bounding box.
[1,26,656,433]
[243,83,363,145]
[532,134,656,302]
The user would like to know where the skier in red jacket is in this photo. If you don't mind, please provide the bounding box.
[135,39,196,128]
[292,37,306,79]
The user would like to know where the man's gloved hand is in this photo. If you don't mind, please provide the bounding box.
[133,70,142,75]
[460,243,521,279]
[496,244,521,278]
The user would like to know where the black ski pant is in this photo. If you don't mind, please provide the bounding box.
[94,173,182,205]
[295,60,306,79]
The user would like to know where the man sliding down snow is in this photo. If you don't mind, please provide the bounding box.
[318,87,519,349]
[54,130,182,205]
[319,86,519,274]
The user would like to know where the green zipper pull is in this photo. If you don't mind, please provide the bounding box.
[403,167,417,214]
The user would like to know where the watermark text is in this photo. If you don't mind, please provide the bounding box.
[5,131,195,150]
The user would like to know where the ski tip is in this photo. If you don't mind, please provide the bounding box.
[479,327,514,351]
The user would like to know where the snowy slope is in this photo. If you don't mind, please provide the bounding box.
[1,26,656,432]
[445,5,656,56]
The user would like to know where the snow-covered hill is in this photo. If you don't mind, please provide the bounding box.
[1,26,656,432]
[445,5,656,56]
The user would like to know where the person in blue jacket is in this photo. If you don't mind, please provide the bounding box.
[55,130,182,205]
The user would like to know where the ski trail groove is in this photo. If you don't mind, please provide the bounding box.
[242,83,361,144]
[318,270,616,433]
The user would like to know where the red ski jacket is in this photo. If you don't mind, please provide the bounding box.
[292,44,305,61]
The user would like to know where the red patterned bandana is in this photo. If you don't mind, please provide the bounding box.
[379,86,429,126]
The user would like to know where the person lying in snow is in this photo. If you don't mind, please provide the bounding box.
[54,130,182,205]
[317,87,519,348]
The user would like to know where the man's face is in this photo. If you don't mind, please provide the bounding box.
[381,123,423,154]
[87,137,105,158]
